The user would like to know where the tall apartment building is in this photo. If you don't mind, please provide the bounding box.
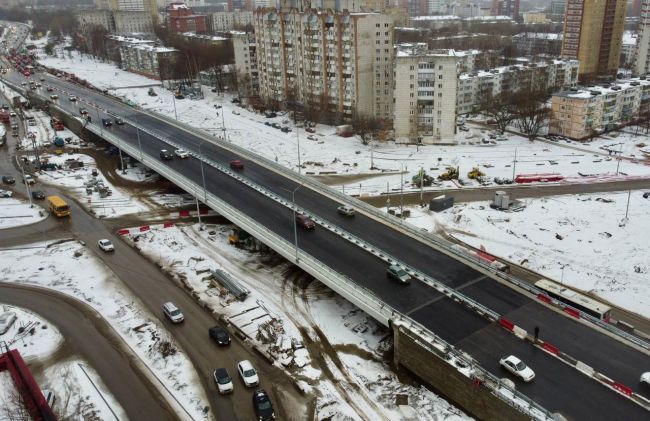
[78,10,153,33]
[393,51,459,144]
[119,42,178,79]
[99,0,159,24]
[636,0,650,75]
[233,32,259,96]
[253,9,395,121]
[491,0,520,20]
[78,10,116,32]
[561,0,626,78]
[457,59,580,114]
[212,11,254,31]
[549,78,650,139]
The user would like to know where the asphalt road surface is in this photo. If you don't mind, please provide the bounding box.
[3,68,650,419]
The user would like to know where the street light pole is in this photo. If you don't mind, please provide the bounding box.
[20,164,33,208]
[616,142,623,175]
[171,89,178,120]
[400,162,405,219]
[296,128,301,174]
[281,184,304,264]
[199,140,208,202]
[512,147,517,180]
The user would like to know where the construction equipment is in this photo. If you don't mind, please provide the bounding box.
[438,166,459,181]
[412,171,434,187]
[467,167,485,179]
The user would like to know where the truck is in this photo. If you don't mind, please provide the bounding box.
[335,124,353,137]
[50,117,64,131]
[0,111,10,124]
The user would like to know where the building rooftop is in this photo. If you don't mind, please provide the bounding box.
[513,32,562,40]
[554,78,650,99]
[182,32,227,41]
[459,59,579,80]
[622,30,637,46]
[411,15,460,21]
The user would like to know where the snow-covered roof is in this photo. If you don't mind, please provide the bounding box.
[411,15,460,21]
[554,78,650,99]
[622,30,637,46]
[465,15,513,21]
[513,32,562,40]
[182,32,227,41]
[169,3,189,10]
[459,60,579,80]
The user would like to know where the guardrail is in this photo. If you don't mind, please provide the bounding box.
[86,123,556,421]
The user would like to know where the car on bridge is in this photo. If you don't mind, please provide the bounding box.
[641,372,650,386]
[500,355,535,382]
[387,265,411,284]
[46,86,53,92]
[252,389,275,421]
[102,118,112,127]
[68,96,77,102]
[174,149,189,159]
[296,214,316,230]
[337,205,355,216]
[213,368,234,394]
[237,360,259,388]
[115,118,124,125]
[230,160,244,171]
[159,149,173,160]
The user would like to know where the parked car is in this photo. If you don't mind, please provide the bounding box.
[305,127,316,133]
[264,122,272,127]
[2,175,16,185]
[68,96,77,102]
[307,135,317,141]
[213,368,234,394]
[271,123,281,129]
[231,98,241,104]
[214,104,222,109]
[159,149,173,160]
[31,190,45,200]
[500,355,535,382]
[174,149,189,159]
[209,326,231,346]
[230,160,244,171]
[9,112,16,117]
[115,118,124,125]
[237,360,259,387]
[281,126,292,133]
[337,205,355,216]
[0,189,13,198]
[23,174,36,185]
[162,302,184,323]
[264,111,277,118]
[387,265,411,284]
[643,192,650,199]
[296,214,316,230]
[252,389,275,421]
[232,110,241,115]
[98,239,115,252]
[458,126,469,132]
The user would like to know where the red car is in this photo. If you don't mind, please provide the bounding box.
[296,214,316,230]
[230,159,244,170]
[305,127,316,133]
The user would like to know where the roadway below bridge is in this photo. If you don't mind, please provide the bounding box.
[5,68,650,420]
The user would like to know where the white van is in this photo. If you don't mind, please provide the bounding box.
[162,302,184,323]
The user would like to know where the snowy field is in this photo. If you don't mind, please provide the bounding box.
[36,48,650,197]
[0,240,212,420]
[33,152,151,218]
[0,304,127,420]
[0,196,46,229]
[403,190,650,318]
[126,223,470,420]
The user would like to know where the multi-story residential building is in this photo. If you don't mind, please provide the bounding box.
[620,30,638,69]
[105,0,159,24]
[561,0,626,78]
[550,0,566,21]
[393,51,459,144]
[167,2,208,33]
[637,0,650,75]
[410,15,462,31]
[549,78,650,139]
[212,11,254,31]
[180,32,229,46]
[491,0,520,20]
[253,8,395,121]
[522,12,550,24]
[456,59,580,114]
[78,10,116,32]
[512,32,563,56]
[119,42,179,79]
[158,0,205,7]
[232,32,259,96]
[114,11,154,33]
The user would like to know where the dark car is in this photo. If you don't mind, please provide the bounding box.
[160,149,173,160]
[231,98,241,104]
[230,160,244,171]
[644,192,650,199]
[115,118,124,125]
[271,123,281,129]
[252,389,275,421]
[2,175,16,185]
[31,190,45,200]
[264,122,272,126]
[296,214,316,230]
[209,326,231,346]
[102,118,112,127]
[281,126,292,133]
[264,111,277,118]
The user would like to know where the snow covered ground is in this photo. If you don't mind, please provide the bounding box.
[403,190,650,318]
[33,151,151,218]
[125,223,471,420]
[0,240,212,420]
[0,196,47,229]
[0,304,127,420]
[35,48,650,197]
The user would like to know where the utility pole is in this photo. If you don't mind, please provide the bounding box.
[625,189,631,220]
[386,181,390,213]
[512,147,517,180]
[419,167,424,206]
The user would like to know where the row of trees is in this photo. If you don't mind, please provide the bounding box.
[479,89,552,140]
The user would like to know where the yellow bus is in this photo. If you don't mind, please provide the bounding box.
[47,195,71,217]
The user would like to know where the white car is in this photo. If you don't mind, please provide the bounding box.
[174,149,189,159]
[499,355,535,382]
[213,368,234,394]
[23,175,36,185]
[641,372,650,385]
[162,301,184,323]
[237,360,259,387]
[98,239,115,252]
[68,96,77,102]
[337,205,355,216]
[232,110,240,115]
[0,189,13,198]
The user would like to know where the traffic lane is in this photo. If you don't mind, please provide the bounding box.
[61,197,253,421]
[457,325,648,421]
[460,279,530,316]
[504,303,650,397]
[0,284,178,420]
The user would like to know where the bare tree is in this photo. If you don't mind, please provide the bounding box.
[478,91,516,133]
[512,90,551,141]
